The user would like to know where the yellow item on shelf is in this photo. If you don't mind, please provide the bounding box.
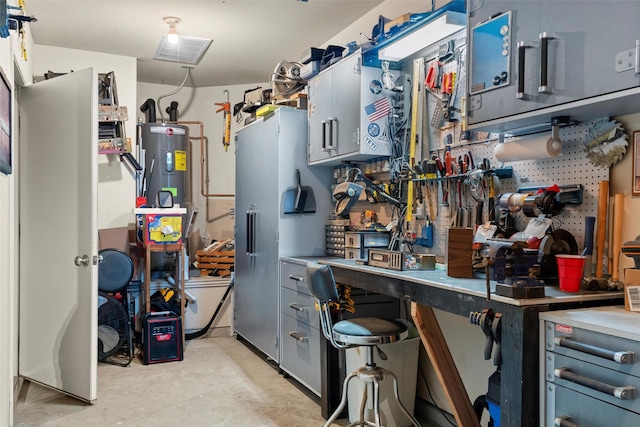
[256,104,279,117]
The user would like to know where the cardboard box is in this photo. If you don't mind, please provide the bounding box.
[134,208,186,245]
[624,268,640,312]
[144,214,182,244]
[384,13,413,34]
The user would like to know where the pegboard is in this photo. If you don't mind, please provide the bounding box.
[419,117,624,260]
[422,29,467,151]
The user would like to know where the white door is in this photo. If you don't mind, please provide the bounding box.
[18,68,98,402]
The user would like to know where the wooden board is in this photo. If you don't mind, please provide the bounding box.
[411,303,480,427]
[446,227,474,278]
[196,249,234,277]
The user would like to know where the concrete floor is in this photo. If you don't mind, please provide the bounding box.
[13,331,434,426]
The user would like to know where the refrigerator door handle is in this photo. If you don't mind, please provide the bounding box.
[246,205,256,255]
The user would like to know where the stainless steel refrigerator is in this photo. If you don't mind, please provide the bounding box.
[234,107,332,362]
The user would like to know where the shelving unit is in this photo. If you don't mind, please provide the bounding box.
[143,243,185,344]
[98,72,129,154]
[98,71,141,172]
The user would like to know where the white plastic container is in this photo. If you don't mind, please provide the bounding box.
[149,276,233,335]
[345,337,420,427]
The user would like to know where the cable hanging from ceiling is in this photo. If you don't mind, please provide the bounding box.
[156,66,191,122]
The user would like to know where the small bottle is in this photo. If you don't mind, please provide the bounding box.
[365,160,372,174]
[382,157,390,172]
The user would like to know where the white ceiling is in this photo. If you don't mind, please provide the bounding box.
[23,0,437,88]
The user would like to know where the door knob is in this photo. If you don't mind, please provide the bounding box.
[74,255,90,266]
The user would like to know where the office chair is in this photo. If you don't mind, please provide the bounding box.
[306,262,420,427]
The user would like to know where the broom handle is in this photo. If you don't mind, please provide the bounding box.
[595,181,609,278]
[612,194,624,282]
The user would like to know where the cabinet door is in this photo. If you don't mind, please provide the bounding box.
[541,0,640,102]
[468,0,542,125]
[331,53,361,157]
[468,0,640,129]
[234,117,280,362]
[308,71,334,163]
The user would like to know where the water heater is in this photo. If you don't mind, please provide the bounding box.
[141,122,189,207]
[141,122,190,276]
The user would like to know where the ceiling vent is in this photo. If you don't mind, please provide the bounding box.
[153,35,212,65]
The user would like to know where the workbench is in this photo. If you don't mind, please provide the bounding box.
[318,258,623,427]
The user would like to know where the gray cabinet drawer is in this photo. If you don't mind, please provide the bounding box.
[547,383,640,426]
[547,352,639,413]
[280,313,321,396]
[280,260,311,296]
[541,308,640,426]
[545,321,640,377]
[280,286,319,330]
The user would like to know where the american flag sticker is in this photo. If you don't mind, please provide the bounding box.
[364,97,391,123]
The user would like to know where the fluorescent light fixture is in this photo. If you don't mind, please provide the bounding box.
[154,35,212,65]
[377,11,466,61]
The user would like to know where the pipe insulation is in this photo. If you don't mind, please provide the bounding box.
[494,133,562,162]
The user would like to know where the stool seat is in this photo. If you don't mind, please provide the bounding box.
[333,318,408,346]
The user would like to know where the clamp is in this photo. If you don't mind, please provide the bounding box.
[470,308,495,361]
[492,312,502,367]
[480,308,494,361]
[470,308,502,367]
[215,89,231,151]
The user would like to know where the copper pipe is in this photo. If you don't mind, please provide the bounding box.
[172,120,234,198]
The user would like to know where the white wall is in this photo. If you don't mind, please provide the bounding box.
[32,45,138,229]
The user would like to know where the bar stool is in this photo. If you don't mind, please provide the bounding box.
[306,262,420,427]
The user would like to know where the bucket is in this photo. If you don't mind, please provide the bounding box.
[346,337,420,427]
[556,255,586,292]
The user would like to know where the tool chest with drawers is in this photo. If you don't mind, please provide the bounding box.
[279,257,400,397]
[540,306,640,426]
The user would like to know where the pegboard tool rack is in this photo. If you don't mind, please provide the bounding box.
[414,118,617,277]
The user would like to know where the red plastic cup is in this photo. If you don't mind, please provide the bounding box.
[556,254,586,292]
